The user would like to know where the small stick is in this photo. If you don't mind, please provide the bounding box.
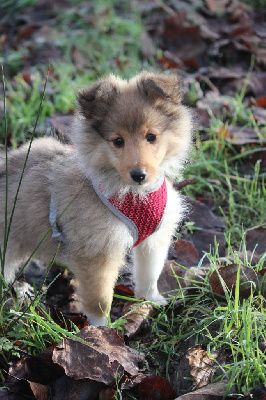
[173,178,197,190]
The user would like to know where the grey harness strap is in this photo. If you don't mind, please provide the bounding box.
[91,181,138,244]
[49,196,64,242]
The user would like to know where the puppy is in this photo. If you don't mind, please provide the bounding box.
[0,72,192,326]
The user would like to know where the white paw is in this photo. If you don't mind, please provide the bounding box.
[147,292,168,306]
[14,281,35,300]
[135,288,167,306]
[83,311,108,327]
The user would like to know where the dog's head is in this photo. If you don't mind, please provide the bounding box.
[74,72,192,192]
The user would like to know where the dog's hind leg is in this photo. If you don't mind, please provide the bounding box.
[2,260,21,283]
[133,234,171,306]
[1,247,28,283]
[70,254,122,326]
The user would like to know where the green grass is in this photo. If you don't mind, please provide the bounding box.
[116,238,265,396]
[0,286,79,361]
[0,0,145,145]
[183,84,266,246]
[183,139,266,246]
[1,66,91,144]
[240,0,266,8]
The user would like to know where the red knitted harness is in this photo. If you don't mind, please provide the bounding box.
[95,179,167,247]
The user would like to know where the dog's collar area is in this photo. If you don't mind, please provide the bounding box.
[49,176,168,248]
[92,178,168,247]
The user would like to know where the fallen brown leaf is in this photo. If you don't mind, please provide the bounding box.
[49,308,88,331]
[256,97,266,108]
[186,345,225,389]
[28,382,49,400]
[198,69,266,98]
[203,0,229,16]
[197,90,233,114]
[139,375,177,400]
[221,250,263,267]
[193,108,212,131]
[181,197,226,262]
[158,261,185,297]
[174,380,234,399]
[186,197,226,231]
[114,284,134,297]
[169,240,199,267]
[253,107,266,125]
[158,261,206,301]
[162,12,207,72]
[98,387,116,400]
[224,126,266,145]
[245,226,266,255]
[8,347,64,385]
[122,299,154,339]
[209,264,263,298]
[50,375,104,400]
[17,25,39,41]
[185,229,226,262]
[52,326,145,385]
[158,53,183,70]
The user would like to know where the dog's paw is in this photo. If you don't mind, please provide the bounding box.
[148,292,168,306]
[83,311,108,327]
[14,281,35,300]
[135,288,167,306]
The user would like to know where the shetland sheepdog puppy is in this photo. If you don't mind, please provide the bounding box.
[0,72,192,326]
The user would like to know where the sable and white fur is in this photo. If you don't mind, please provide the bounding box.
[0,72,192,326]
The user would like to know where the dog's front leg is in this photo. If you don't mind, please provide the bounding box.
[70,255,121,326]
[133,234,170,306]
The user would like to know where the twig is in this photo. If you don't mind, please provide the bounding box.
[155,0,177,16]
[197,76,220,94]
[173,178,197,190]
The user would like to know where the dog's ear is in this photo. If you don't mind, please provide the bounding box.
[76,75,121,119]
[137,72,182,104]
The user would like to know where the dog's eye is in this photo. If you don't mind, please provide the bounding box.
[113,137,124,148]
[146,133,157,143]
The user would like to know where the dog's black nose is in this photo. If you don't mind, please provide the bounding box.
[130,169,146,184]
